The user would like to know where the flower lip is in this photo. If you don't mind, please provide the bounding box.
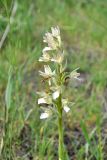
[38,96,52,105]
[64,106,70,113]
[52,90,60,100]
[38,98,47,104]
[40,112,49,119]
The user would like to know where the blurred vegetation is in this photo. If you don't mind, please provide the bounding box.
[0,0,107,159]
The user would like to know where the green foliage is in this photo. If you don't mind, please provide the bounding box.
[5,66,13,109]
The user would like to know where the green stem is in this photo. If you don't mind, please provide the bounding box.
[58,112,63,160]
[57,64,64,160]
[58,93,64,160]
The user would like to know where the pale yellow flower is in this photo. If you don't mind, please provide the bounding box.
[43,27,61,50]
[62,99,70,113]
[70,68,80,80]
[40,108,52,119]
[51,53,64,64]
[51,26,61,46]
[38,96,52,105]
[43,32,58,49]
[39,65,55,79]
[37,91,52,105]
[39,52,51,62]
[62,99,75,113]
[51,26,60,37]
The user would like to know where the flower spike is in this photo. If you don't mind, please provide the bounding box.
[37,26,80,160]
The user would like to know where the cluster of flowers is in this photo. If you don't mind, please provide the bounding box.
[37,27,80,119]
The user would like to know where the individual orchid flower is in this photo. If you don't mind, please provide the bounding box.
[70,68,80,80]
[40,108,52,119]
[62,99,70,113]
[43,26,61,50]
[38,97,52,105]
[51,26,61,46]
[43,32,58,50]
[50,85,62,100]
[51,26,60,38]
[63,99,75,113]
[37,92,52,105]
[51,53,64,64]
[39,65,55,79]
[39,52,51,62]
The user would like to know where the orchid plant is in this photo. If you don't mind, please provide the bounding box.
[37,26,80,160]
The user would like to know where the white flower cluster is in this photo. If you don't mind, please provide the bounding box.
[38,27,80,119]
